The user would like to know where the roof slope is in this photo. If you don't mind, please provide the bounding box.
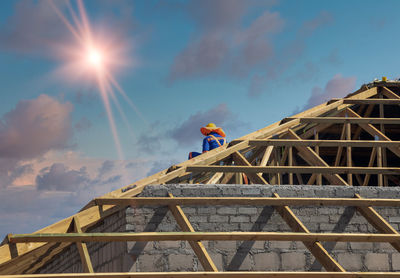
[1,81,400,275]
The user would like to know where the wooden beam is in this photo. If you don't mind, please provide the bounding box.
[9,232,400,243]
[72,217,94,273]
[335,98,400,105]
[352,104,374,141]
[232,152,268,185]
[20,242,71,274]
[168,193,217,272]
[2,271,400,278]
[288,147,293,184]
[362,147,377,186]
[274,148,281,185]
[334,124,346,167]
[248,139,400,148]
[272,193,345,272]
[0,203,121,267]
[287,117,400,125]
[186,165,400,175]
[95,196,400,207]
[291,156,304,184]
[355,194,400,252]
[206,172,224,184]
[314,132,322,185]
[345,108,400,158]
[379,92,388,187]
[260,146,274,166]
[346,123,352,185]
[381,86,400,99]
[285,130,348,185]
[307,174,317,185]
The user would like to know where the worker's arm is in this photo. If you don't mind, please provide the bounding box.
[202,137,210,153]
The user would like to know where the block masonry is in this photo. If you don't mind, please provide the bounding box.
[38,184,400,273]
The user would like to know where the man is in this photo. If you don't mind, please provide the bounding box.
[189,123,226,159]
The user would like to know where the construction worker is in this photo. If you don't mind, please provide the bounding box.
[188,123,227,159]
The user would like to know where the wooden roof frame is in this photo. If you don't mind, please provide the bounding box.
[1,82,400,276]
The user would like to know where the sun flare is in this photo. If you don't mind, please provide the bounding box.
[49,0,141,160]
[87,48,103,68]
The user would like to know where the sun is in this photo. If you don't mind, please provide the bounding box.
[50,0,141,160]
[87,48,103,68]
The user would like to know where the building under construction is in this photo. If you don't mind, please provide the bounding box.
[1,80,400,277]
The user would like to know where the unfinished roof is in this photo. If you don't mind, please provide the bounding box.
[1,81,400,277]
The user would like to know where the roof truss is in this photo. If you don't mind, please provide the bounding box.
[1,83,400,275]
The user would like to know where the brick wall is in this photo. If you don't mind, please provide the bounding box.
[38,185,400,273]
[38,210,130,273]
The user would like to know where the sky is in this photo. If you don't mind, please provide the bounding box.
[0,0,399,238]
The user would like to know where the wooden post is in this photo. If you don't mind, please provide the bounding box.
[273,193,345,272]
[346,122,352,185]
[363,148,377,186]
[288,146,293,185]
[168,193,218,271]
[379,92,388,186]
[377,144,383,186]
[314,130,322,185]
[72,217,94,273]
[275,148,281,185]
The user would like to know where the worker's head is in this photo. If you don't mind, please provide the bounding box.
[200,123,226,137]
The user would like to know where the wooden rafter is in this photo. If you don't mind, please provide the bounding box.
[232,151,268,185]
[72,217,94,273]
[2,271,400,278]
[95,196,400,207]
[9,232,400,243]
[168,193,218,272]
[272,193,344,272]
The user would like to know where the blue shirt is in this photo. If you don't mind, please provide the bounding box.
[202,132,226,152]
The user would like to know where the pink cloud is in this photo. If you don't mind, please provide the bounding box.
[0,95,73,160]
[304,74,357,109]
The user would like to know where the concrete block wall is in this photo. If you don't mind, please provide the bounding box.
[38,210,129,273]
[38,184,400,273]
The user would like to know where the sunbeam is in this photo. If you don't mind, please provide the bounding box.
[50,0,138,160]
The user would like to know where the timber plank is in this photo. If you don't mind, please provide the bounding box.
[95,197,400,207]
[272,193,344,272]
[8,232,400,243]
[2,271,400,278]
[168,193,217,271]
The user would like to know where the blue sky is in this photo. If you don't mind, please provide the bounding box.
[0,0,399,237]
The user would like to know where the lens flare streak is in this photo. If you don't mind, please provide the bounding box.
[50,0,137,160]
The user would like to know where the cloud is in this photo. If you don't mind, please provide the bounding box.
[169,4,333,98]
[303,74,357,110]
[0,151,153,237]
[137,132,163,154]
[299,11,333,36]
[168,103,241,146]
[0,0,69,55]
[169,34,229,81]
[74,117,92,132]
[98,160,115,176]
[168,1,283,82]
[248,11,334,97]
[36,163,89,191]
[0,94,73,160]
